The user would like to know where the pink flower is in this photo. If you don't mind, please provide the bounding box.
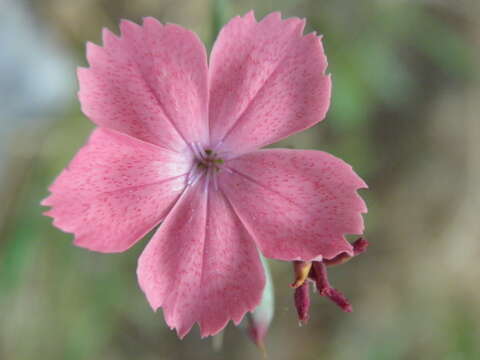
[42,11,367,339]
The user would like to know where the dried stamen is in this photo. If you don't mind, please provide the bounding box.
[290,261,312,288]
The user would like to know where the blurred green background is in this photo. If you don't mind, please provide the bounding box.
[1,0,479,359]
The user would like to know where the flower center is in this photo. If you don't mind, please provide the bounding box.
[187,142,225,189]
[196,149,224,171]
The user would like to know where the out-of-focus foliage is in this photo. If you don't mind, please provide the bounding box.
[1,0,479,359]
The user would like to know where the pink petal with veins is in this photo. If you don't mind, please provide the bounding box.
[78,17,209,152]
[220,149,367,261]
[42,128,191,252]
[137,177,265,338]
[208,11,331,156]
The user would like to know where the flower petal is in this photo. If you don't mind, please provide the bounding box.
[137,178,265,338]
[78,18,209,152]
[42,128,191,253]
[208,11,331,156]
[219,149,367,261]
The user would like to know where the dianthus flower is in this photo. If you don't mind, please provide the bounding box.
[42,11,367,339]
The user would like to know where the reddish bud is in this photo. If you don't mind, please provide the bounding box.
[324,237,369,266]
[352,237,369,255]
[312,261,352,312]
